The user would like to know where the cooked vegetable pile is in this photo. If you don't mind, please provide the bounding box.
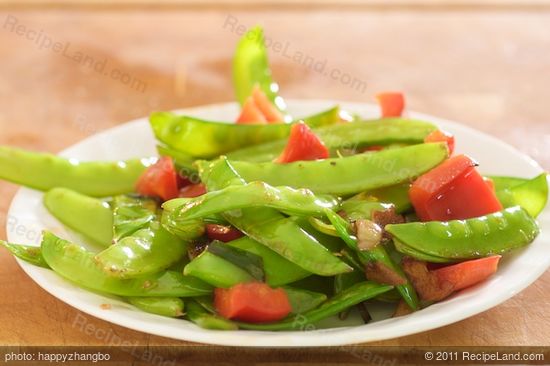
[0,27,548,330]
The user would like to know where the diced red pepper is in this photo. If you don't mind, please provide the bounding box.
[205,224,243,242]
[135,157,179,201]
[376,92,405,118]
[484,177,496,192]
[433,256,501,292]
[214,282,292,323]
[236,97,267,124]
[178,183,207,198]
[236,87,283,124]
[276,122,329,163]
[252,86,284,123]
[409,154,503,221]
[424,129,455,155]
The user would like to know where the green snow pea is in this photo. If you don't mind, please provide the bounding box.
[231,142,449,196]
[0,145,153,196]
[333,265,366,319]
[207,240,265,281]
[308,199,392,239]
[151,112,293,159]
[340,200,393,222]
[233,26,288,117]
[392,240,449,263]
[325,209,419,310]
[284,287,328,314]
[237,282,393,330]
[186,300,238,330]
[387,206,540,262]
[127,297,184,318]
[95,223,187,279]
[0,241,49,268]
[334,270,365,295]
[156,144,197,173]
[351,183,412,214]
[297,105,343,128]
[184,251,255,288]
[226,237,311,286]
[111,195,158,243]
[491,176,532,191]
[40,231,211,297]
[160,213,205,242]
[164,182,340,222]
[227,119,437,163]
[290,275,335,297]
[308,217,339,237]
[491,173,548,218]
[151,107,342,159]
[44,188,113,246]
[198,158,352,276]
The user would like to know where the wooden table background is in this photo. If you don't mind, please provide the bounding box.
[0,2,549,350]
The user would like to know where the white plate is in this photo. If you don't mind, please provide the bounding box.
[6,100,550,347]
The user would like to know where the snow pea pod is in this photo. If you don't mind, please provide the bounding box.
[324,209,419,310]
[387,206,540,262]
[227,119,437,163]
[226,237,311,286]
[186,300,238,330]
[237,282,393,330]
[492,173,548,218]
[308,201,392,237]
[44,188,113,246]
[233,26,288,116]
[151,112,293,159]
[41,231,211,297]
[340,200,393,222]
[207,240,265,281]
[351,183,412,214]
[232,142,449,196]
[0,241,49,268]
[297,105,343,128]
[127,297,184,317]
[284,287,327,314]
[164,182,340,222]
[198,158,352,276]
[156,144,197,173]
[184,251,255,288]
[152,107,342,160]
[111,195,158,243]
[95,223,187,279]
[0,145,153,196]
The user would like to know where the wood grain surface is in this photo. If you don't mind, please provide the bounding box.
[0,6,549,349]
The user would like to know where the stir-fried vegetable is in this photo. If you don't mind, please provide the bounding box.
[0,25,547,332]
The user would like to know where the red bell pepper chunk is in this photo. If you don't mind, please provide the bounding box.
[178,183,207,198]
[214,282,292,323]
[376,92,405,118]
[236,97,267,124]
[236,87,283,124]
[409,154,503,221]
[424,129,455,155]
[433,256,501,292]
[205,224,243,242]
[252,86,284,123]
[276,122,329,163]
[484,177,496,192]
[135,157,179,202]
